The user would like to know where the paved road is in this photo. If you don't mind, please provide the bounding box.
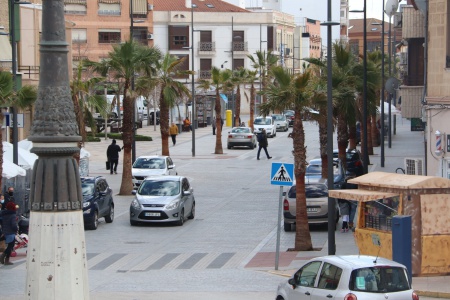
[3,119,440,299]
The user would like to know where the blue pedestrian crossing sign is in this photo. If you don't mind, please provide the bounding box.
[271,163,294,186]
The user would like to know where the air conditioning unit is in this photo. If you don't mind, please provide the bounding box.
[405,158,423,175]
[147,33,153,40]
[399,52,408,65]
[148,4,154,11]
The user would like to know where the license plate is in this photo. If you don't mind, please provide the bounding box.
[145,212,160,217]
[307,208,319,212]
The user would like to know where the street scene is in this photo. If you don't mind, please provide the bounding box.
[3,118,448,299]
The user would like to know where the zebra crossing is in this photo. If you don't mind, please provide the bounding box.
[7,251,253,272]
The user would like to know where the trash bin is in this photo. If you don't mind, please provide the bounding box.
[207,116,211,125]
[177,123,182,133]
[226,110,232,127]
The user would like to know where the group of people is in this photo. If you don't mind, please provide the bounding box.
[0,187,18,265]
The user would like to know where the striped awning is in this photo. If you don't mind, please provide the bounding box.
[64,0,87,5]
[98,0,121,4]
[0,35,12,62]
[132,0,148,15]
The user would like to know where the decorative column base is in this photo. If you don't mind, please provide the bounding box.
[26,211,89,299]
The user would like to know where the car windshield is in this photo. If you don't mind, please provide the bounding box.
[254,118,271,125]
[133,158,166,169]
[306,164,322,175]
[138,180,180,196]
[81,182,95,196]
[231,128,250,134]
[287,183,328,198]
[349,266,410,293]
[272,115,286,121]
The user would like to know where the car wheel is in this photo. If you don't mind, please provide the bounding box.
[249,143,254,149]
[284,222,292,232]
[188,202,195,219]
[176,208,185,226]
[104,205,114,223]
[86,211,99,230]
[227,144,231,149]
[130,220,139,226]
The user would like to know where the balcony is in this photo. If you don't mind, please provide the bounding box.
[199,70,211,79]
[232,41,247,52]
[64,10,86,15]
[73,39,87,44]
[98,10,121,16]
[198,42,215,54]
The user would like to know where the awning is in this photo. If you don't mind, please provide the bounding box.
[64,0,87,5]
[329,189,399,202]
[132,0,148,15]
[0,35,12,61]
[220,93,228,103]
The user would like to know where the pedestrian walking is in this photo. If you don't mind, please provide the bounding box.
[0,201,18,265]
[106,139,122,174]
[256,129,272,160]
[2,187,14,210]
[212,116,216,135]
[338,199,350,232]
[169,122,179,146]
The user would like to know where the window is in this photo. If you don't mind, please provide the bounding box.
[131,0,148,19]
[200,59,212,79]
[350,266,410,292]
[64,0,87,15]
[293,261,322,287]
[98,29,121,44]
[363,197,399,231]
[169,26,189,50]
[199,31,213,51]
[173,54,189,79]
[72,28,87,43]
[317,263,342,290]
[98,1,121,16]
[132,27,149,45]
[233,59,244,70]
[233,31,245,51]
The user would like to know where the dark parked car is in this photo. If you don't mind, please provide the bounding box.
[333,148,364,177]
[284,110,295,126]
[81,176,114,230]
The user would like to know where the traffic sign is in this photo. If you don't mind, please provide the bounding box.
[271,162,294,186]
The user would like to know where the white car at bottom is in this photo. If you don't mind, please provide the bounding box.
[276,255,419,300]
[253,116,276,137]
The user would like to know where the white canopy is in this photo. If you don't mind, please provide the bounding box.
[378,102,401,115]
[3,141,38,170]
[2,158,26,179]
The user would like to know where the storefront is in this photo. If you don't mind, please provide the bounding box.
[330,172,450,276]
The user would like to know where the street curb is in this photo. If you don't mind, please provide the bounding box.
[416,291,450,299]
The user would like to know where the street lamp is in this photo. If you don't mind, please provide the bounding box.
[191,3,197,157]
[350,1,369,175]
[321,0,340,255]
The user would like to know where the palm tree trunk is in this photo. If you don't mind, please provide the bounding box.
[160,89,170,156]
[249,85,255,130]
[119,84,134,195]
[292,115,313,251]
[371,114,379,147]
[367,117,374,155]
[214,90,223,154]
[318,108,328,177]
[235,85,241,127]
[337,115,348,164]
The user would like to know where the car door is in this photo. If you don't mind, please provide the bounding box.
[167,157,176,175]
[96,179,107,216]
[311,262,342,299]
[286,261,322,299]
[181,178,193,214]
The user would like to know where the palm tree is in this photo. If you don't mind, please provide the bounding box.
[247,50,278,105]
[152,53,192,156]
[260,66,313,251]
[231,67,247,127]
[0,71,37,188]
[244,69,258,130]
[87,40,161,195]
[197,67,233,154]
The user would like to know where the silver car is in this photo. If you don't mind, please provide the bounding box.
[253,116,276,137]
[227,127,257,149]
[132,155,177,190]
[276,255,418,300]
[272,114,289,132]
[130,176,195,226]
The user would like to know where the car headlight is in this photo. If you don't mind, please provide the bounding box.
[130,199,141,210]
[165,199,180,210]
[83,202,90,208]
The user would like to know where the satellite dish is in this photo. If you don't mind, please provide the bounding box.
[385,0,399,16]
[385,77,399,93]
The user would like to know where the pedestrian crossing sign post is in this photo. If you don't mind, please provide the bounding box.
[271,162,294,186]
[271,162,294,271]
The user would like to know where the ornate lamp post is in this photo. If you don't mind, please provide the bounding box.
[25,0,89,298]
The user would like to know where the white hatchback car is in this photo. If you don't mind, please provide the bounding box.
[276,255,418,300]
[132,155,177,190]
[253,116,276,138]
[272,114,289,132]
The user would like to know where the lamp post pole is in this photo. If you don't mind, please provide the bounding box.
[191,3,196,157]
[388,14,392,148]
[130,0,136,163]
[381,1,385,167]
[362,0,368,174]
[10,0,19,165]
[231,16,235,127]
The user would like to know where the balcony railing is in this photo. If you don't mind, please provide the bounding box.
[18,66,40,79]
[199,70,212,79]
[198,42,215,52]
[73,39,87,44]
[64,10,87,15]
[232,41,247,52]
[98,10,121,16]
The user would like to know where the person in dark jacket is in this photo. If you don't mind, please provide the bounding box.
[256,129,272,160]
[0,202,18,265]
[106,139,122,174]
[2,187,14,210]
